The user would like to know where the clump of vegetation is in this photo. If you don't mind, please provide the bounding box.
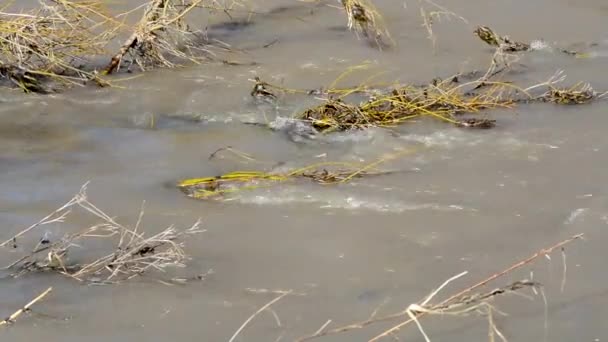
[1,184,203,283]
[177,166,389,200]
[341,0,392,48]
[104,0,217,74]
[293,77,513,133]
[0,0,248,92]
[252,63,606,135]
[177,147,414,201]
[0,0,115,92]
[542,82,607,105]
[474,25,530,52]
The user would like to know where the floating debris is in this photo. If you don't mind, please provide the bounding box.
[455,118,497,129]
[474,26,530,52]
[251,65,606,134]
[0,287,53,327]
[178,171,287,200]
[1,185,203,282]
[474,26,501,47]
[177,166,387,199]
[298,98,364,132]
[341,0,392,48]
[293,79,513,133]
[542,83,604,105]
[178,164,397,201]
[250,77,277,102]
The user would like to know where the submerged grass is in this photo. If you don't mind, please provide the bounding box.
[251,63,606,136]
[178,164,386,200]
[178,148,417,200]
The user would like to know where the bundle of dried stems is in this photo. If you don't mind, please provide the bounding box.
[1,184,203,282]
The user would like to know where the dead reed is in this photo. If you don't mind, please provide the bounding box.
[340,0,392,48]
[296,233,583,341]
[1,184,203,283]
[104,0,211,74]
[0,287,53,327]
[418,0,469,51]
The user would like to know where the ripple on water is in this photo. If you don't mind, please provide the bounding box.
[399,129,485,149]
[228,186,472,213]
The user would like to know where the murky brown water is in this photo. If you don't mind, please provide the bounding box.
[2,0,608,341]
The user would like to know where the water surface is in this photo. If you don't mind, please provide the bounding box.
[1,1,608,341]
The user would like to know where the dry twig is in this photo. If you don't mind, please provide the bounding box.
[0,287,53,327]
[297,234,583,341]
[228,291,291,342]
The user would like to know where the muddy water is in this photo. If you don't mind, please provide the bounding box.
[2,0,608,341]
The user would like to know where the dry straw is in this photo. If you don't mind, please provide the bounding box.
[296,234,583,341]
[0,287,53,327]
[0,0,115,92]
[0,0,246,91]
[177,148,418,200]
[1,183,203,282]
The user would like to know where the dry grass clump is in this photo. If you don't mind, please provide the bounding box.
[177,166,385,200]
[104,0,215,74]
[0,0,115,92]
[178,171,287,200]
[298,97,364,132]
[0,0,246,92]
[541,82,607,105]
[294,77,514,133]
[272,53,607,134]
[1,184,203,283]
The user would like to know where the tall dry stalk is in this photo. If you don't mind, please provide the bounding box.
[296,234,583,341]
